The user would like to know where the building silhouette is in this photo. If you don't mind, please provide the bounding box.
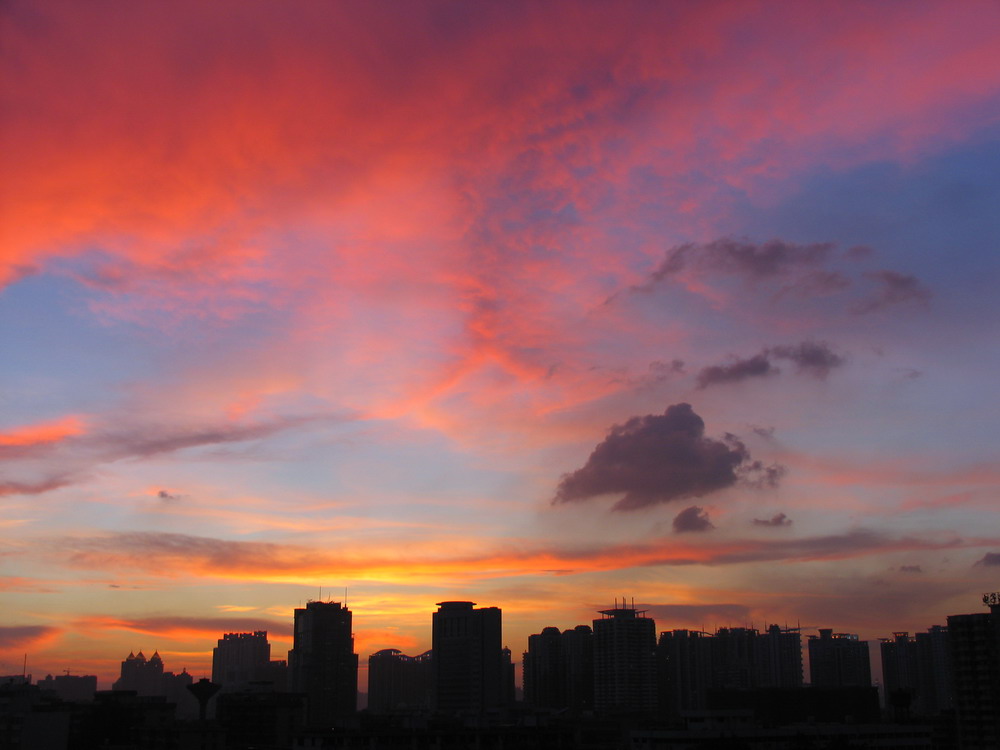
[289,600,358,726]
[367,648,432,714]
[523,624,594,713]
[36,673,97,702]
[808,629,871,688]
[880,626,954,721]
[593,602,657,714]
[949,601,1000,749]
[656,624,801,716]
[431,601,509,714]
[212,631,271,691]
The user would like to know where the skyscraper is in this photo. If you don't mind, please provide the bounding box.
[289,600,358,727]
[593,602,657,714]
[431,601,506,714]
[212,631,271,691]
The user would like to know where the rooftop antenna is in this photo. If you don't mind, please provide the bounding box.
[345,586,348,607]
[22,654,27,677]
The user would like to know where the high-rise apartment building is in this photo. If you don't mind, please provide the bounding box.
[289,600,358,726]
[431,601,507,714]
[949,601,1000,749]
[367,649,432,714]
[808,629,871,688]
[593,603,657,714]
[212,631,271,691]
[523,624,595,713]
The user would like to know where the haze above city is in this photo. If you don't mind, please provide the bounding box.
[2,0,999,689]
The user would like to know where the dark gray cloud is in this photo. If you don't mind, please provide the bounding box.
[768,341,845,378]
[696,341,844,390]
[898,564,923,573]
[853,270,932,314]
[696,353,775,389]
[157,489,181,502]
[753,512,792,527]
[673,505,714,533]
[650,238,834,282]
[553,403,781,511]
[976,552,1000,567]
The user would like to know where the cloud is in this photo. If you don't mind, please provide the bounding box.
[853,270,932,314]
[553,403,780,511]
[696,354,776,389]
[650,238,835,283]
[753,513,792,527]
[0,475,76,497]
[898,565,923,573]
[976,552,1000,567]
[0,412,344,497]
[673,505,714,533]
[767,341,845,378]
[157,489,181,502]
[696,341,845,390]
[50,528,993,584]
[0,625,61,650]
[74,615,292,640]
[642,603,751,625]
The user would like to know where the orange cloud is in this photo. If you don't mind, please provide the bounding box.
[54,528,990,586]
[0,416,85,448]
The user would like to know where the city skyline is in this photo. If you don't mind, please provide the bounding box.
[3,0,1000,693]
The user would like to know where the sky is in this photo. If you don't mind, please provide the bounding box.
[2,0,1000,690]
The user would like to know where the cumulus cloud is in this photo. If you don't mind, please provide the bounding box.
[673,505,714,533]
[853,270,932,314]
[753,512,792,527]
[553,403,782,511]
[696,341,844,390]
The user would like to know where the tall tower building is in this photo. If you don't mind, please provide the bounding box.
[212,631,271,691]
[431,601,505,714]
[593,602,657,714]
[289,601,358,727]
[808,629,871,687]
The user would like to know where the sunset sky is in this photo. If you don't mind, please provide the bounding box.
[3,0,1000,690]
